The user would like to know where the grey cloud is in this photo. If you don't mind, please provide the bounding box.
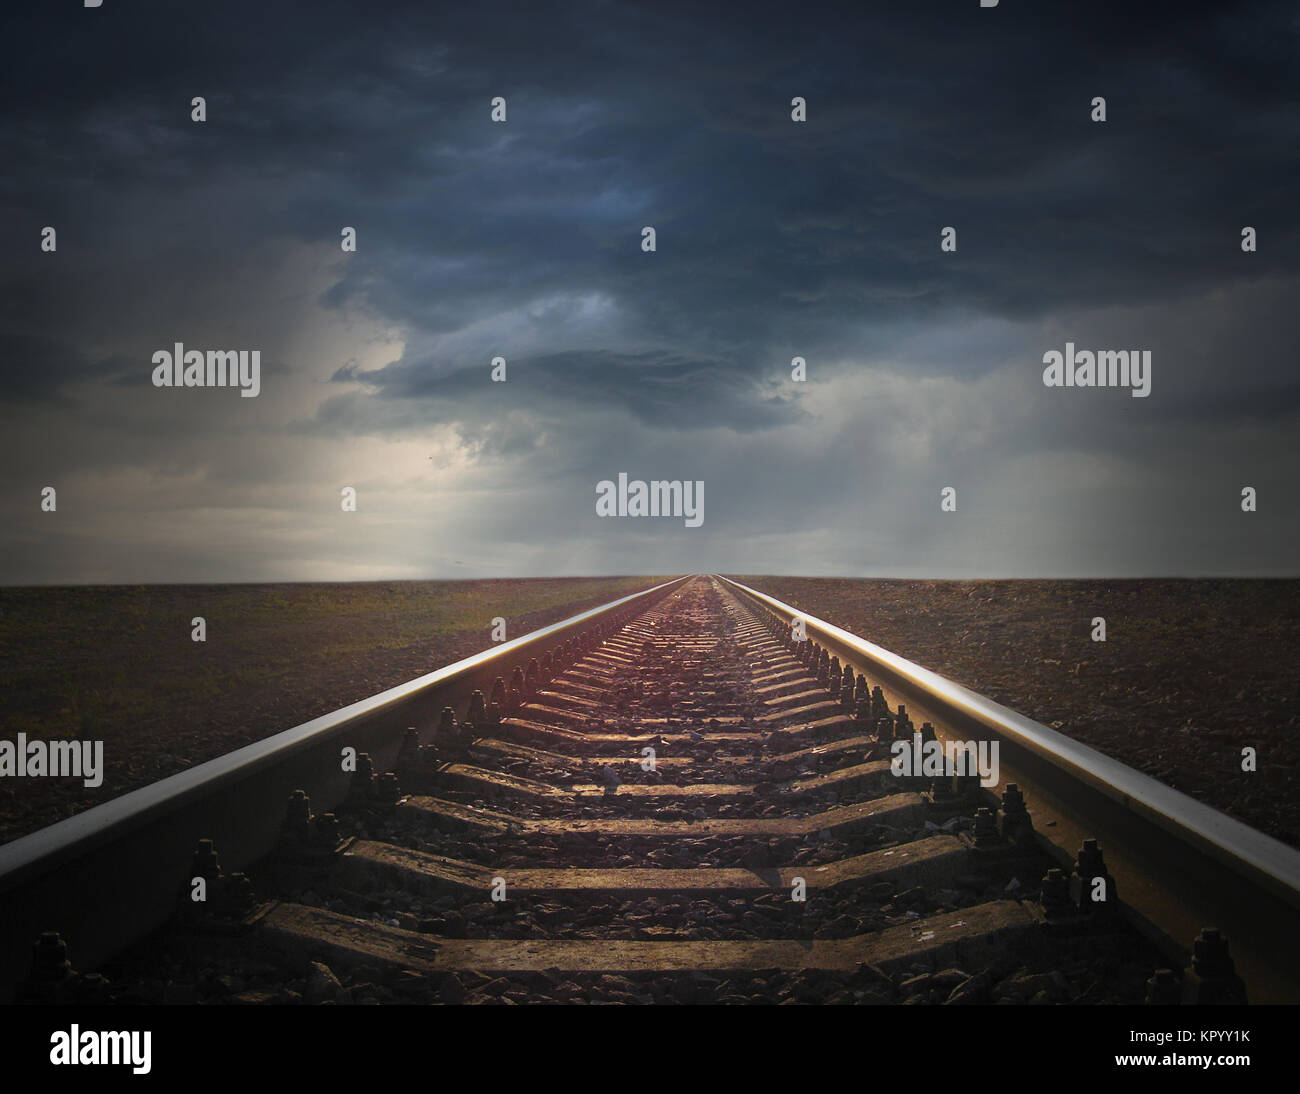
[1,0,1297,581]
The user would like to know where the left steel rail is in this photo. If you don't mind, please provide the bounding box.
[0,576,690,1001]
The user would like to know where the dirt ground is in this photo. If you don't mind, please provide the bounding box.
[0,576,671,846]
[4,575,1297,853]
[733,577,1300,851]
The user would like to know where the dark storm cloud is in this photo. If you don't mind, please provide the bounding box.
[1,0,1297,581]
[311,0,1299,418]
[3,0,1296,404]
[0,331,131,405]
[326,347,805,433]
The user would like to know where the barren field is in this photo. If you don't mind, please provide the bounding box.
[734,577,1300,851]
[5,575,1297,855]
[0,576,671,845]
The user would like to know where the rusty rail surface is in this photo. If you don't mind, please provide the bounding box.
[719,575,1300,1003]
[0,576,690,1002]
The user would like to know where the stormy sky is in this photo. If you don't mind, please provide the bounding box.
[2,0,1297,582]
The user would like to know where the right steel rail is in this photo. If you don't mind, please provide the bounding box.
[720,575,1300,1004]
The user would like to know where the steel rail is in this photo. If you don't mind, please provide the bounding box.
[719,575,1300,1003]
[0,576,690,1002]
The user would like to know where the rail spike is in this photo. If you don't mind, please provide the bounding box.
[1183,928,1247,1005]
[1069,838,1117,915]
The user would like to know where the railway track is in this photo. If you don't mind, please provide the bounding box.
[4,575,1298,1006]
